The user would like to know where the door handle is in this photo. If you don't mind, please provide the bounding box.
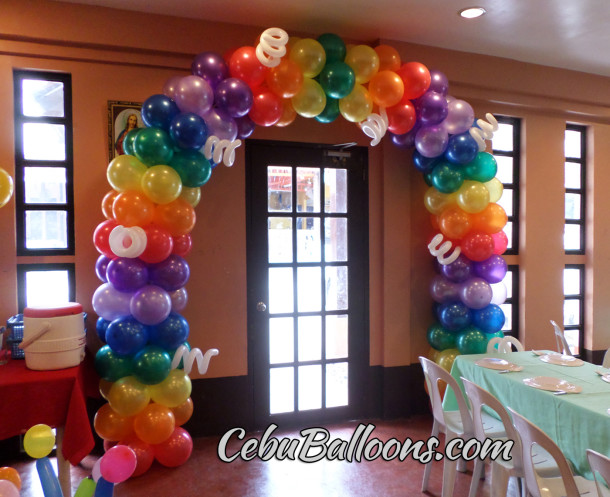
[256,302,267,312]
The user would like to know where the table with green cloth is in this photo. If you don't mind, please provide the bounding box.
[443,351,610,479]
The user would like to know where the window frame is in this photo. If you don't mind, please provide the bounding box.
[564,123,586,255]
[563,263,585,356]
[16,263,76,312]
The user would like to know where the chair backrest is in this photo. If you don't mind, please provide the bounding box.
[419,356,473,435]
[508,407,580,497]
[461,378,523,470]
[502,335,525,352]
[550,320,572,356]
[602,349,610,369]
[586,449,610,497]
[487,336,504,353]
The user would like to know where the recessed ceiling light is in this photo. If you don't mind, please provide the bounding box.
[458,7,487,18]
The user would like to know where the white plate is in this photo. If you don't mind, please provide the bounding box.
[601,374,610,384]
[539,354,584,367]
[532,350,560,356]
[523,376,582,393]
[475,357,523,371]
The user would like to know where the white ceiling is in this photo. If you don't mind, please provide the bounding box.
[55,0,610,77]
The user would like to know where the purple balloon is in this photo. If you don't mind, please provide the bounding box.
[148,254,190,292]
[174,75,214,117]
[440,254,473,283]
[419,91,449,125]
[162,75,183,99]
[443,99,475,135]
[106,257,149,293]
[391,120,421,149]
[235,115,256,139]
[459,277,493,310]
[169,287,188,312]
[428,70,449,96]
[415,124,449,158]
[430,275,459,303]
[203,108,238,141]
[95,255,111,282]
[473,255,508,284]
[214,78,254,118]
[130,285,172,326]
[92,283,133,321]
[191,51,229,90]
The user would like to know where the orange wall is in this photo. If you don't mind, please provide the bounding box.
[2,0,610,381]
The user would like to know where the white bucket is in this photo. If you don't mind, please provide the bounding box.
[20,303,86,370]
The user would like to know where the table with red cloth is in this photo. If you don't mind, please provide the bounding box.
[0,354,99,495]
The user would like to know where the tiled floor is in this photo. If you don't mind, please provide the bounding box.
[8,414,520,496]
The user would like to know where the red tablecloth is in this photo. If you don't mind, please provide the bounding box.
[0,354,98,465]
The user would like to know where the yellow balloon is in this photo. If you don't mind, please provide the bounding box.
[288,38,326,78]
[484,177,504,203]
[291,78,326,118]
[149,369,192,408]
[24,424,55,459]
[436,348,460,372]
[426,347,441,363]
[107,155,147,192]
[0,168,14,208]
[180,186,201,207]
[344,44,380,84]
[424,187,456,215]
[456,180,490,214]
[141,165,183,204]
[107,376,151,417]
[339,84,373,123]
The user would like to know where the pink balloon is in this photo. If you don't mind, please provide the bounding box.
[0,481,20,497]
[174,75,214,117]
[100,445,137,483]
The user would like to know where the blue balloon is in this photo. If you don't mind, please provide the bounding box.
[472,304,506,334]
[96,317,111,343]
[36,457,63,497]
[169,112,208,150]
[94,477,114,497]
[444,132,479,165]
[148,312,190,350]
[437,301,472,332]
[412,150,440,174]
[105,316,149,356]
[141,94,180,131]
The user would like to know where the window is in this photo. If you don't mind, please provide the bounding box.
[563,264,584,355]
[13,70,75,310]
[564,125,586,253]
[500,265,519,338]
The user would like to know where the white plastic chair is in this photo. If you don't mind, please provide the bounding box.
[602,349,610,369]
[508,407,598,497]
[419,356,505,497]
[487,335,525,353]
[487,336,504,353]
[462,378,560,497]
[586,449,610,497]
[550,320,573,356]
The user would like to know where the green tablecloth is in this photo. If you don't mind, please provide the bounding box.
[443,351,610,478]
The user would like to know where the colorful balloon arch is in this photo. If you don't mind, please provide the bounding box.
[91,27,507,477]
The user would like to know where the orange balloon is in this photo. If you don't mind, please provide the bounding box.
[153,198,196,237]
[94,403,134,441]
[134,403,176,445]
[0,467,21,490]
[171,397,194,426]
[439,205,473,240]
[266,59,304,98]
[368,70,404,108]
[99,378,113,400]
[113,190,155,227]
[275,99,297,127]
[101,190,118,220]
[374,45,401,72]
[472,203,508,234]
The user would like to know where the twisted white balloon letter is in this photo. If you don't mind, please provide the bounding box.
[171,346,219,376]
[203,136,242,167]
[469,112,498,152]
[256,27,289,68]
[108,225,147,258]
[428,233,461,265]
[359,107,388,146]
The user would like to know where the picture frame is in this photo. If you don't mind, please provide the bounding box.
[107,100,145,161]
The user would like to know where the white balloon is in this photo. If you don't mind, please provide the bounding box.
[108,225,147,258]
[490,281,507,305]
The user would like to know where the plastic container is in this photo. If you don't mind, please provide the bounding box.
[20,303,86,370]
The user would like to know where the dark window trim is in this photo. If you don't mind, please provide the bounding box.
[564,263,585,357]
[503,264,519,340]
[16,263,76,312]
[565,124,586,255]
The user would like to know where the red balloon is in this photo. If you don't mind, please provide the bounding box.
[248,87,283,127]
[229,46,266,89]
[492,231,509,255]
[386,100,416,135]
[172,234,192,257]
[119,435,155,478]
[94,219,119,258]
[153,427,193,467]
[396,62,431,100]
[139,225,174,264]
[461,231,494,262]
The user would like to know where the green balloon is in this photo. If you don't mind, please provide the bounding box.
[318,62,355,99]
[133,127,174,166]
[315,97,340,123]
[94,345,133,382]
[122,128,141,156]
[427,322,457,351]
[170,149,212,187]
[462,152,498,183]
[430,160,465,194]
[456,326,488,354]
[74,477,96,497]
[317,33,346,63]
[132,345,172,385]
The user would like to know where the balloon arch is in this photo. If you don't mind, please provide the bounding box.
[90,27,507,478]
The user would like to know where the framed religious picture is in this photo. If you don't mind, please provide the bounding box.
[107,101,145,160]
